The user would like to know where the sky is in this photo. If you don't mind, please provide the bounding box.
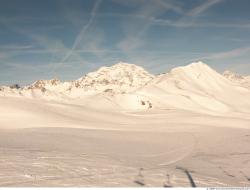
[0,0,250,85]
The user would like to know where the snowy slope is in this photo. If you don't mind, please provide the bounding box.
[136,62,250,113]
[0,95,250,186]
[1,62,250,187]
[223,70,250,89]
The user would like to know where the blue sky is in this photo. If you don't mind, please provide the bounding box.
[0,0,250,85]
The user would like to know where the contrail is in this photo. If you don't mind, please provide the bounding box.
[61,0,102,63]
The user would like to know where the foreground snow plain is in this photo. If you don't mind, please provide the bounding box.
[0,62,250,187]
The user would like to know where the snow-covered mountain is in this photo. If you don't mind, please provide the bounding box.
[25,79,71,93]
[1,61,250,113]
[0,62,154,98]
[0,86,21,97]
[28,79,60,90]
[68,62,154,96]
[136,62,250,113]
[223,70,250,89]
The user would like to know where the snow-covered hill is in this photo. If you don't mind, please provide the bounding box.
[136,62,250,113]
[223,70,250,89]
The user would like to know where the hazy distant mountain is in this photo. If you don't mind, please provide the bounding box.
[223,70,250,89]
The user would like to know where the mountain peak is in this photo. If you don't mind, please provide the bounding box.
[189,61,208,66]
[96,62,148,73]
[29,79,61,89]
[71,62,154,95]
[170,61,214,76]
[179,61,211,70]
[112,61,134,67]
[149,61,228,96]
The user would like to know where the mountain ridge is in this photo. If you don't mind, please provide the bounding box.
[1,61,250,113]
[223,70,250,89]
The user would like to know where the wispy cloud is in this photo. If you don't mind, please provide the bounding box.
[0,52,8,59]
[151,17,250,28]
[61,0,102,63]
[0,44,35,61]
[148,0,249,29]
[187,0,224,17]
[154,0,183,14]
[149,0,225,29]
[0,44,34,50]
[0,45,33,61]
[193,47,250,61]
[3,26,84,76]
[116,0,183,52]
